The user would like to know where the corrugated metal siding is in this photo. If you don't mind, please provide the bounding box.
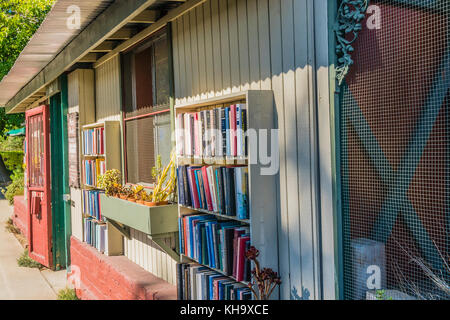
[124,229,178,285]
[172,0,321,300]
[95,56,122,122]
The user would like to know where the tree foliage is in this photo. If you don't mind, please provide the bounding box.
[0,0,55,135]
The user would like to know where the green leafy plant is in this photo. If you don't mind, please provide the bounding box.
[97,169,121,197]
[375,290,393,300]
[0,1,55,136]
[2,170,24,205]
[0,151,24,172]
[57,288,79,300]
[0,135,25,152]
[17,249,43,269]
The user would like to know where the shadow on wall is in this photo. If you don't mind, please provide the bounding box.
[291,286,311,301]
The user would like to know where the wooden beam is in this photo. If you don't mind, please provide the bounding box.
[94,0,207,69]
[108,28,134,40]
[78,53,100,63]
[6,0,159,114]
[92,41,116,52]
[129,10,159,23]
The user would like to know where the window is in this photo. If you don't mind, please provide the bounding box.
[122,29,171,185]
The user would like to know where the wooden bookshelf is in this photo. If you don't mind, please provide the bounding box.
[175,90,279,299]
[81,120,123,256]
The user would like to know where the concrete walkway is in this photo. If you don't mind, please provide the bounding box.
[0,200,67,300]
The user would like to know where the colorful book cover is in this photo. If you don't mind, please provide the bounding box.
[230,105,237,157]
[201,166,213,211]
[236,236,251,282]
[225,107,231,157]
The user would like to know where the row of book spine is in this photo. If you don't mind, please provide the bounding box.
[177,165,249,219]
[177,263,252,300]
[82,190,103,220]
[83,127,105,155]
[179,214,251,282]
[83,217,107,254]
[83,159,106,187]
[176,104,248,159]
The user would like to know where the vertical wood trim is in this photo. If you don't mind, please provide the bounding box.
[247,0,261,90]
[189,9,200,101]
[196,5,208,100]
[316,0,337,300]
[281,0,302,299]
[177,18,187,105]
[227,0,240,93]
[203,1,215,98]
[257,0,271,90]
[268,0,289,299]
[294,0,316,299]
[183,14,193,101]
[219,0,231,95]
[210,0,223,96]
[237,0,250,92]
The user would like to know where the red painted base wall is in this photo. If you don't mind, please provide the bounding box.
[69,236,176,300]
[12,196,27,238]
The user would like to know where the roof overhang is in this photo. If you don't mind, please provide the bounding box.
[1,0,206,114]
[0,0,115,112]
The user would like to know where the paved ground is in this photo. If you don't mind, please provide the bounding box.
[0,200,67,300]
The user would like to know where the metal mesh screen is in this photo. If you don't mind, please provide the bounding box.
[340,1,449,300]
[125,116,155,184]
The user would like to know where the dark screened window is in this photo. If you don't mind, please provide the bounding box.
[122,29,171,184]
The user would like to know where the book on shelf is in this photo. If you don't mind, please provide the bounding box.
[179,214,251,282]
[82,189,104,220]
[177,165,249,220]
[177,104,247,159]
[83,159,106,187]
[83,217,107,254]
[176,263,252,300]
[83,127,105,156]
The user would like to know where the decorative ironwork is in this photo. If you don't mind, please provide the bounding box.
[334,0,369,86]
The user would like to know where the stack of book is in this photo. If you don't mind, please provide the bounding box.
[83,159,106,187]
[177,165,249,219]
[179,214,251,282]
[83,127,105,155]
[177,263,252,300]
[82,190,103,220]
[176,104,247,159]
[83,217,107,254]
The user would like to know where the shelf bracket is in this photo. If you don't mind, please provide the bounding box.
[107,218,131,239]
[147,234,180,263]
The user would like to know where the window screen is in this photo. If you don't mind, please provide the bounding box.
[339,1,449,300]
[122,28,171,184]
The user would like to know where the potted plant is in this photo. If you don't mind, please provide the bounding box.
[98,169,122,197]
[150,151,177,206]
[126,187,136,202]
[119,186,128,200]
[134,185,148,205]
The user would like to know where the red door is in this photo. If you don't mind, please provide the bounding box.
[26,105,52,268]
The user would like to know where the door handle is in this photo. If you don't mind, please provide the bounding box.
[31,194,42,219]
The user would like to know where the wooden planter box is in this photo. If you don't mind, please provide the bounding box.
[100,194,178,236]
